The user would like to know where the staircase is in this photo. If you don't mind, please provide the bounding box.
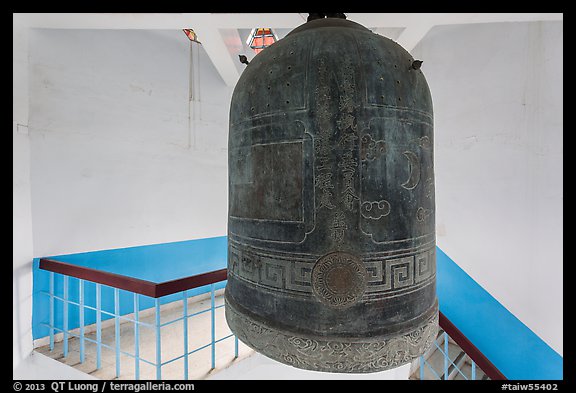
[410,329,490,380]
[35,288,488,381]
[33,289,254,380]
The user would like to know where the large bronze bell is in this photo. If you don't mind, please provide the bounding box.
[225,14,438,373]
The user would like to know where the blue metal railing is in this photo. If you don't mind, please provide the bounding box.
[40,266,495,381]
[40,270,238,380]
[39,264,502,380]
[419,330,485,380]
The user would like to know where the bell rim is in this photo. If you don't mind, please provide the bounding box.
[225,292,439,373]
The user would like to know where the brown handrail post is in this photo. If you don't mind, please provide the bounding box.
[439,311,507,380]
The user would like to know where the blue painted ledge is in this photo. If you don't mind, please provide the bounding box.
[436,246,563,380]
[32,236,228,340]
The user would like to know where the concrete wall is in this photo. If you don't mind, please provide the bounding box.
[411,21,563,355]
[28,29,232,257]
[13,16,34,371]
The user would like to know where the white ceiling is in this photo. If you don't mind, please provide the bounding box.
[13,13,563,87]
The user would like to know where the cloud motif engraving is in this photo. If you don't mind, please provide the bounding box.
[416,207,433,222]
[360,134,386,161]
[360,200,391,220]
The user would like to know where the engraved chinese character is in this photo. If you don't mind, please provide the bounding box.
[341,189,359,212]
[318,189,336,210]
[339,95,355,113]
[337,113,357,132]
[315,172,334,190]
[342,170,355,191]
[338,132,359,148]
[330,211,347,243]
[315,155,331,172]
[338,152,358,173]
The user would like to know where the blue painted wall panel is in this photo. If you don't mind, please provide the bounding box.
[436,246,562,380]
[32,236,228,340]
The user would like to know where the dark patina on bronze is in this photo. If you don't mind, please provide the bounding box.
[226,14,437,373]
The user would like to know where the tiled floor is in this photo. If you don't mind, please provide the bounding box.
[35,290,255,380]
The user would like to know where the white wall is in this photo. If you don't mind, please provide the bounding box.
[411,21,563,355]
[13,16,34,371]
[28,28,232,257]
[14,352,98,380]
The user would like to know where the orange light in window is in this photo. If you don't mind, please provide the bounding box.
[183,29,200,43]
[248,28,276,54]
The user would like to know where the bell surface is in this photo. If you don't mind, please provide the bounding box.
[225,16,438,373]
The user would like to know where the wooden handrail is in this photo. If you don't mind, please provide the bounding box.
[39,258,227,298]
[439,311,507,380]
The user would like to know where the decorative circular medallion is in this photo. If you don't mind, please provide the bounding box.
[312,252,367,308]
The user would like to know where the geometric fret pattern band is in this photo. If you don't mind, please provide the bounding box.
[228,242,436,300]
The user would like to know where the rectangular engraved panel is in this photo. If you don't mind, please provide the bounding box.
[230,141,303,222]
[359,117,434,245]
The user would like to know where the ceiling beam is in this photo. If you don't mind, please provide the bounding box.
[16,12,562,30]
[14,13,193,29]
[349,13,562,27]
[192,23,241,87]
[396,24,434,53]
[207,13,305,29]
[434,12,563,24]
[219,28,247,77]
[348,13,436,28]
[14,13,306,30]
